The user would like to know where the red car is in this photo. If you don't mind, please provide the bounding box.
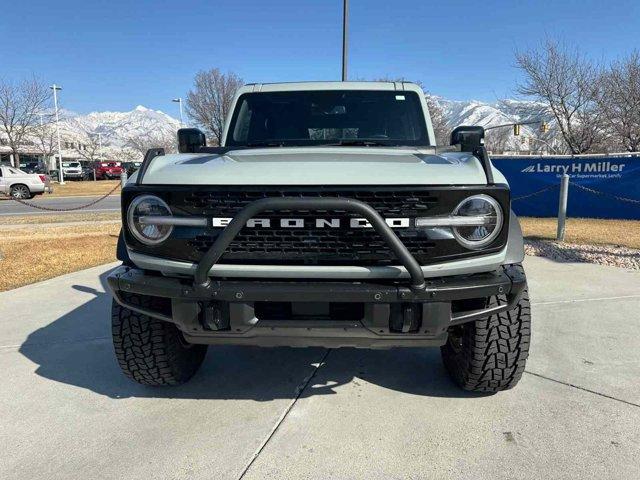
[94,161,124,180]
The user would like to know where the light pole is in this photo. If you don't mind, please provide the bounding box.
[38,113,46,166]
[342,0,349,81]
[172,98,184,126]
[50,84,65,184]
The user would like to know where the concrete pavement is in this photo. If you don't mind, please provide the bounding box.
[1,257,639,479]
[0,195,120,215]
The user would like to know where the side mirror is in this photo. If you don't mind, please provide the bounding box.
[177,128,206,153]
[450,126,485,152]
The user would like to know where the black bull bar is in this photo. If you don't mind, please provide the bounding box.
[193,196,427,290]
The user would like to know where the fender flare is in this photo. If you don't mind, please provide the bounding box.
[116,229,133,265]
[504,209,525,265]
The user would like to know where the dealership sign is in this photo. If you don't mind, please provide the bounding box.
[520,160,626,178]
[491,155,640,220]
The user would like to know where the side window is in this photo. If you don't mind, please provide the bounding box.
[0,168,3,177]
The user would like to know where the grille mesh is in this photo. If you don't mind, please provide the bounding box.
[181,189,439,217]
[188,226,436,265]
[177,189,441,265]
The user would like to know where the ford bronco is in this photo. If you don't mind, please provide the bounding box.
[107,81,530,393]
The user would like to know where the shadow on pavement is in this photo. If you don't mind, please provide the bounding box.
[19,270,478,401]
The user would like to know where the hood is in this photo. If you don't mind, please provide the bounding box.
[137,147,504,186]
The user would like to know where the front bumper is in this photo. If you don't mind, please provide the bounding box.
[107,264,526,348]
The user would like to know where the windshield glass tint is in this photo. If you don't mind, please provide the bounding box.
[226,90,429,147]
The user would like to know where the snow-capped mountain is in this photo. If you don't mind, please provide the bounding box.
[432,96,548,131]
[62,105,180,149]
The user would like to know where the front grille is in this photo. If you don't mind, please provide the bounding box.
[123,185,510,266]
[180,189,439,217]
[188,224,437,265]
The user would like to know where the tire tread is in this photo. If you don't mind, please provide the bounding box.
[441,264,531,393]
[111,296,207,386]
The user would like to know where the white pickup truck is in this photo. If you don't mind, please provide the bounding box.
[0,165,53,199]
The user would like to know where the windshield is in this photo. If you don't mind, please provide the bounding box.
[226,90,429,147]
[63,162,80,168]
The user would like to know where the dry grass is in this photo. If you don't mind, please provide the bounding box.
[520,217,640,250]
[0,211,121,225]
[48,180,121,197]
[0,223,119,291]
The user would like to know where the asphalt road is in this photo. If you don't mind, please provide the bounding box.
[0,195,120,215]
[1,256,639,479]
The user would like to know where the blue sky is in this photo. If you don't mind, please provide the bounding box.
[3,0,639,114]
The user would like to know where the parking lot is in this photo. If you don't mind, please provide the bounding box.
[1,256,639,479]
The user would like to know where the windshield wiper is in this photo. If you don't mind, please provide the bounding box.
[244,141,286,147]
[323,140,390,147]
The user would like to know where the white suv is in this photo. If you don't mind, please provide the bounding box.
[61,161,83,180]
[0,166,52,199]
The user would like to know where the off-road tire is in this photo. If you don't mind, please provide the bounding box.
[111,298,207,386]
[441,267,531,393]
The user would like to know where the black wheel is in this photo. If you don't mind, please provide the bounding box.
[10,184,32,199]
[441,266,531,393]
[111,297,208,386]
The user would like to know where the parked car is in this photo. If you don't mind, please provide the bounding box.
[82,164,96,180]
[61,161,84,180]
[19,162,47,174]
[124,161,142,177]
[122,162,142,177]
[94,161,124,180]
[0,165,53,198]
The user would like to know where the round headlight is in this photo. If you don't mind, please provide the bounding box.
[127,195,173,245]
[452,194,503,249]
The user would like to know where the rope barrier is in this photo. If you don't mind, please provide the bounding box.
[569,183,640,205]
[512,184,560,201]
[8,182,121,212]
[512,181,640,205]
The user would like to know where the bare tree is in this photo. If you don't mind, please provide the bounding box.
[527,129,571,155]
[30,116,57,167]
[596,51,640,152]
[71,128,104,162]
[125,129,177,159]
[516,41,604,154]
[0,77,53,166]
[424,94,449,145]
[185,69,244,145]
[484,127,512,154]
